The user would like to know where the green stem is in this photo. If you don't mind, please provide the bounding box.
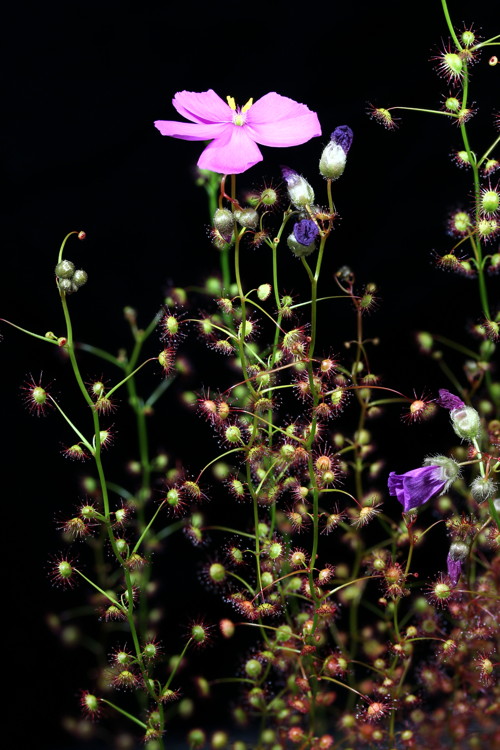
[440,0,461,49]
[100,699,147,730]
[47,396,93,451]
[0,319,60,346]
[75,569,124,609]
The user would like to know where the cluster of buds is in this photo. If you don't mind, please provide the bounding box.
[281,126,352,259]
[55,259,88,295]
[210,184,279,251]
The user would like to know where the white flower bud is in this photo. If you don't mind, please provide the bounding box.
[319,141,347,179]
[281,167,314,208]
[450,406,481,440]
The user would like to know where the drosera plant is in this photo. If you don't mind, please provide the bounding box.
[2,1,499,749]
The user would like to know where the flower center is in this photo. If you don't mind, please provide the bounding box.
[227,95,253,126]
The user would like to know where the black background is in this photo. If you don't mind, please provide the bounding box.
[2,1,499,747]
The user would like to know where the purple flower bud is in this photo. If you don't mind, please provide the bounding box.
[293,219,319,246]
[281,166,315,207]
[436,389,465,410]
[330,125,353,154]
[446,541,468,586]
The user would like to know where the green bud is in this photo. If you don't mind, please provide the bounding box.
[287,232,316,257]
[55,260,75,279]
[209,562,226,583]
[72,269,88,287]
[450,405,481,440]
[234,208,259,229]
[244,658,263,678]
[213,208,234,238]
[319,141,347,179]
[58,278,74,294]
[257,283,271,301]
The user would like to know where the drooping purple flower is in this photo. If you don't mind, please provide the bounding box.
[155,90,321,175]
[388,456,460,513]
[331,125,354,154]
[446,541,469,586]
[446,556,463,587]
[293,219,319,246]
[436,389,465,410]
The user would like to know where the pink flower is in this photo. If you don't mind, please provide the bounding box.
[154,90,321,175]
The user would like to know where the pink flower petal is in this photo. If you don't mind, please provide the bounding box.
[246,92,321,147]
[197,127,263,174]
[172,89,232,124]
[154,119,227,141]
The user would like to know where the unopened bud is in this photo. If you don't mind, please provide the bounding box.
[257,283,271,301]
[281,166,314,207]
[470,476,497,502]
[450,405,481,440]
[319,125,353,179]
[213,208,234,239]
[234,208,259,229]
[55,260,75,279]
[287,232,316,257]
[58,278,74,294]
[72,269,88,288]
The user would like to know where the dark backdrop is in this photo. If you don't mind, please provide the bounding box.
[2,1,498,747]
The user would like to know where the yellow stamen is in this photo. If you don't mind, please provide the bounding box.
[242,98,253,112]
[226,96,236,110]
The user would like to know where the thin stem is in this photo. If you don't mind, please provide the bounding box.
[100,700,147,730]
[440,0,461,49]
